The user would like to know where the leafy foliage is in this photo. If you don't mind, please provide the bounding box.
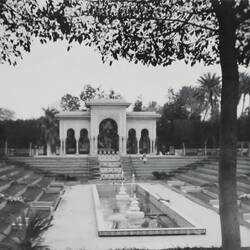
[0,119,41,148]
[0,213,52,250]
[80,84,122,107]
[60,84,122,110]
[40,108,59,154]
[46,0,249,68]
[60,94,81,111]
[133,97,143,111]
[196,72,221,121]
[238,71,250,116]
[0,108,15,121]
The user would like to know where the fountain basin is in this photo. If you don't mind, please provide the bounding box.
[93,184,206,237]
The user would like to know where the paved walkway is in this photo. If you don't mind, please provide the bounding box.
[43,183,250,250]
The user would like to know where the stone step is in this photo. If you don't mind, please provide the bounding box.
[181,185,202,193]
[175,174,209,186]
[100,173,123,180]
[0,165,15,173]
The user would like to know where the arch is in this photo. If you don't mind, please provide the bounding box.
[127,128,138,154]
[98,118,119,153]
[79,128,90,154]
[139,128,150,154]
[66,128,76,154]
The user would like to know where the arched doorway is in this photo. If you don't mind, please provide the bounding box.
[127,128,138,154]
[66,128,76,154]
[79,129,90,154]
[98,118,119,153]
[139,129,150,154]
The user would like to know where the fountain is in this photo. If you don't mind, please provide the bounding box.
[115,182,130,213]
[116,182,130,201]
[126,193,145,228]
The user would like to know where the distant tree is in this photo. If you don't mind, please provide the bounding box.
[144,101,161,113]
[41,108,59,156]
[108,89,122,99]
[0,107,15,121]
[79,84,121,108]
[161,101,189,122]
[197,73,221,121]
[133,97,143,111]
[0,119,41,148]
[60,94,81,111]
[176,86,203,120]
[80,84,104,106]
[238,72,250,116]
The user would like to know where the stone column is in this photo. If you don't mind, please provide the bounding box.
[152,140,155,154]
[137,139,140,155]
[150,140,153,154]
[93,136,97,155]
[60,139,63,155]
[63,139,66,155]
[123,137,127,155]
[121,136,126,155]
[89,137,93,155]
[76,138,79,155]
[119,136,122,155]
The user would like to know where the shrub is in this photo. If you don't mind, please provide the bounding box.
[152,171,172,180]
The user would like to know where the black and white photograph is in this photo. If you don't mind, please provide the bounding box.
[0,0,250,250]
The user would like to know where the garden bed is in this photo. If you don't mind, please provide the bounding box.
[204,186,219,195]
[38,192,59,203]
[0,201,28,232]
[0,167,18,178]
[20,173,41,185]
[189,191,213,203]
[37,177,54,188]
[175,176,203,186]
[11,170,30,181]
[0,179,11,188]
[2,183,26,196]
[2,182,27,196]
[22,186,43,202]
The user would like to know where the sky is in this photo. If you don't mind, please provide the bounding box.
[0,40,247,119]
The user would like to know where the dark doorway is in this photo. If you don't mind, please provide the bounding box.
[139,129,150,154]
[127,128,138,154]
[98,119,119,153]
[79,129,90,154]
[66,128,76,154]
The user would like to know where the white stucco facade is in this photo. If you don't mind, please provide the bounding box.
[56,99,160,156]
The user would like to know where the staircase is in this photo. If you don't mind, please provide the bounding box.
[98,154,123,180]
[169,157,250,226]
[7,156,99,178]
[121,156,206,179]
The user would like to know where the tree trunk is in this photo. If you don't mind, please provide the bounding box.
[215,2,241,250]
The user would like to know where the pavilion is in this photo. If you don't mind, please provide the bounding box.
[56,99,160,156]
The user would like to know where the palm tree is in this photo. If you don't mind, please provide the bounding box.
[41,108,59,156]
[238,72,250,116]
[196,72,221,121]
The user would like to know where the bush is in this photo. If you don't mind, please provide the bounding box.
[56,174,77,181]
[152,171,172,180]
